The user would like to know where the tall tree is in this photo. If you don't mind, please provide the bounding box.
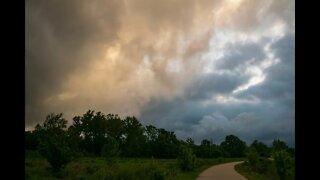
[74,110,108,156]
[154,128,179,158]
[220,135,246,157]
[25,131,39,150]
[186,137,197,155]
[196,139,221,158]
[272,139,289,152]
[105,114,124,141]
[177,145,196,171]
[37,113,72,172]
[273,150,292,180]
[67,116,84,155]
[145,126,180,158]
[250,140,271,157]
[121,116,146,157]
[144,125,160,157]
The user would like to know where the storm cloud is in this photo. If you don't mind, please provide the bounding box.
[26,0,295,146]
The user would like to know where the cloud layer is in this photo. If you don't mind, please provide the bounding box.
[26,0,295,146]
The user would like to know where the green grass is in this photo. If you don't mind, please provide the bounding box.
[235,160,295,180]
[26,151,245,180]
[235,162,270,180]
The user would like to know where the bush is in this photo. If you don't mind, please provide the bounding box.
[220,135,246,157]
[101,137,120,164]
[245,148,259,170]
[177,145,196,171]
[146,164,166,180]
[38,137,72,172]
[35,113,73,173]
[92,168,107,179]
[273,150,292,180]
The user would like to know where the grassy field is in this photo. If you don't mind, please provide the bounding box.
[25,151,244,180]
[235,162,271,180]
[234,161,295,180]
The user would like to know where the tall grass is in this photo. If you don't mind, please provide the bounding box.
[235,160,295,180]
[26,151,244,180]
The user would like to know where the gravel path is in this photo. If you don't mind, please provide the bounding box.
[196,161,247,180]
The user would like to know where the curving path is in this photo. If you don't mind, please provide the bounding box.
[197,161,246,180]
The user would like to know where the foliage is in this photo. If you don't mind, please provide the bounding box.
[236,147,295,180]
[250,140,271,157]
[144,125,180,158]
[235,162,270,180]
[37,113,72,172]
[272,139,289,152]
[196,139,222,158]
[26,155,244,180]
[245,147,259,170]
[105,114,123,141]
[25,131,39,150]
[101,137,120,164]
[177,145,197,171]
[220,134,247,157]
[121,116,146,157]
[38,138,73,173]
[25,109,295,179]
[273,150,293,180]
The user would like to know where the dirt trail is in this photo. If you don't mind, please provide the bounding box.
[196,161,246,180]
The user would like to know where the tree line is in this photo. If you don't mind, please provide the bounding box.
[25,110,294,172]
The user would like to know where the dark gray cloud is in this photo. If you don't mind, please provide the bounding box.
[215,42,266,70]
[234,32,295,103]
[140,25,295,147]
[26,0,294,147]
[184,72,251,100]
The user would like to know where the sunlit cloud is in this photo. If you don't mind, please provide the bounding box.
[26,0,295,146]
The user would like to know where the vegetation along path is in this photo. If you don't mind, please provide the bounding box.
[197,161,246,180]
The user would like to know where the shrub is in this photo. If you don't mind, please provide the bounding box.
[36,113,73,173]
[92,168,107,179]
[273,150,292,180]
[177,145,196,171]
[245,148,259,170]
[101,137,120,164]
[38,138,72,173]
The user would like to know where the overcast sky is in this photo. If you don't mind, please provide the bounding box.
[26,0,295,146]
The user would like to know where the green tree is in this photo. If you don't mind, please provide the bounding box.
[177,145,196,171]
[37,113,72,172]
[77,110,108,156]
[250,140,271,157]
[196,139,222,158]
[220,135,246,157]
[273,150,292,180]
[186,137,197,156]
[145,126,180,158]
[121,116,146,157]
[101,137,120,164]
[186,138,195,147]
[105,114,124,141]
[272,139,289,152]
[25,131,39,150]
[67,116,84,156]
[145,125,160,157]
[154,128,179,158]
[245,147,259,171]
[198,139,211,158]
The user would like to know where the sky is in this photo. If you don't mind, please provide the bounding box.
[26,0,295,146]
